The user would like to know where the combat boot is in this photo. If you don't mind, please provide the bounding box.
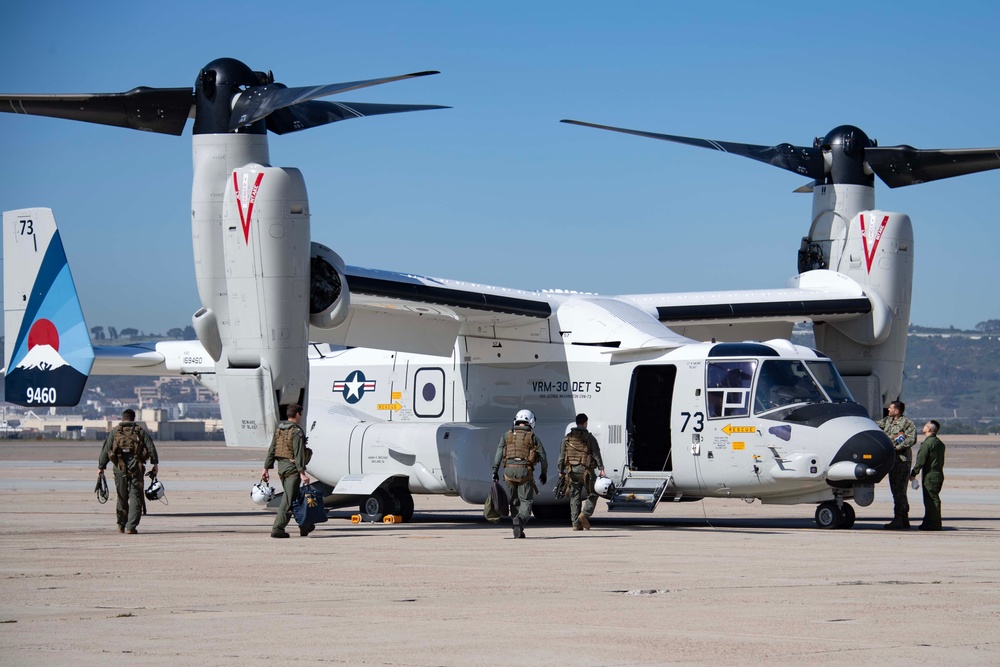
[512,516,524,538]
[884,514,909,530]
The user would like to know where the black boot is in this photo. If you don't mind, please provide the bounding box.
[884,513,908,530]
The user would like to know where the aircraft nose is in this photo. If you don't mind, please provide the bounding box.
[830,429,895,483]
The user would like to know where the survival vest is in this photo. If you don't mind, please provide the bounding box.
[274,425,297,460]
[503,426,537,467]
[563,429,593,467]
[109,423,149,476]
[273,423,311,464]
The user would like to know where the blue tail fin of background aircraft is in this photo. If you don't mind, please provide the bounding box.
[3,208,94,407]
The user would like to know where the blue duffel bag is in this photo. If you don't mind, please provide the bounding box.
[292,484,328,525]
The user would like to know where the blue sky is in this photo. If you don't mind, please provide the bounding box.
[1,1,997,334]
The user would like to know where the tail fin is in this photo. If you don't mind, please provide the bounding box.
[3,208,94,406]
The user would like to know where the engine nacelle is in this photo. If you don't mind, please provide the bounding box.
[800,183,914,416]
[309,242,351,329]
[221,163,310,405]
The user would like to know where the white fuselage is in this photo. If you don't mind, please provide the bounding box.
[302,334,891,507]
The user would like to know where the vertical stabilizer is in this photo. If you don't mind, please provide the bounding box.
[3,208,94,406]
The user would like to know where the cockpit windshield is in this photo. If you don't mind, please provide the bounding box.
[753,359,827,413]
[805,360,854,403]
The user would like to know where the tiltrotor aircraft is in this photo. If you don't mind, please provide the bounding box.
[4,59,998,529]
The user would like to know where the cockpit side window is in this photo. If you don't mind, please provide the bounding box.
[754,360,827,413]
[706,360,756,418]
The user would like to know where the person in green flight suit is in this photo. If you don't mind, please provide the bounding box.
[261,403,313,538]
[558,413,606,531]
[877,400,917,529]
[492,409,548,538]
[97,408,159,534]
[910,420,946,531]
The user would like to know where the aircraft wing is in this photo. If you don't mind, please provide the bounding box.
[617,270,881,344]
[88,341,216,376]
[309,268,878,357]
[308,266,557,357]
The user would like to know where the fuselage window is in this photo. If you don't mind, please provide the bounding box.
[754,359,827,413]
[706,360,756,418]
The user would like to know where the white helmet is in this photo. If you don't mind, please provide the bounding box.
[251,480,275,506]
[145,477,166,502]
[514,409,535,428]
[594,476,616,499]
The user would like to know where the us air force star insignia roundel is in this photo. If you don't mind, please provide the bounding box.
[333,370,376,404]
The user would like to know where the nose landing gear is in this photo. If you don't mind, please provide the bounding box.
[815,498,856,529]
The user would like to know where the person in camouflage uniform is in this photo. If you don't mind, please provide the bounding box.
[261,404,313,538]
[910,420,946,531]
[877,400,916,529]
[97,408,159,534]
[492,409,548,538]
[558,413,606,531]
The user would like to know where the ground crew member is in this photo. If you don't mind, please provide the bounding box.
[877,400,917,529]
[261,404,313,538]
[492,409,548,538]
[910,420,946,531]
[558,413,606,531]
[97,408,159,534]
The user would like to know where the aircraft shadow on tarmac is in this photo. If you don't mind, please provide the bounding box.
[137,509,990,535]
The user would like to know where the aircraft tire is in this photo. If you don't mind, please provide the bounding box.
[839,503,856,529]
[815,501,844,529]
[388,487,415,523]
[360,489,392,522]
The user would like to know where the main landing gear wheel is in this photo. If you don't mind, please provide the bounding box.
[388,487,415,523]
[360,489,393,522]
[815,501,844,529]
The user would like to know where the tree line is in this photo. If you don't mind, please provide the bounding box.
[90,325,196,340]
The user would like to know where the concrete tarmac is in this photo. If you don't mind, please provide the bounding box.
[1,438,999,666]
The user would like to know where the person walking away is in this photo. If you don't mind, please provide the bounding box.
[261,404,313,538]
[492,409,548,538]
[910,420,946,531]
[558,413,606,531]
[877,400,917,529]
[97,408,159,534]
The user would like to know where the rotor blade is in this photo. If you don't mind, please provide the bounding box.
[866,145,1000,188]
[230,71,440,131]
[266,100,450,135]
[561,119,827,181]
[0,87,194,135]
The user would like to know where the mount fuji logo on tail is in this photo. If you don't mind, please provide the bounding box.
[17,319,68,370]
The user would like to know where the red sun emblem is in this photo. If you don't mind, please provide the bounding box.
[28,318,59,352]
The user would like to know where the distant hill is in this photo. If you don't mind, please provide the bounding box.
[900,333,999,432]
